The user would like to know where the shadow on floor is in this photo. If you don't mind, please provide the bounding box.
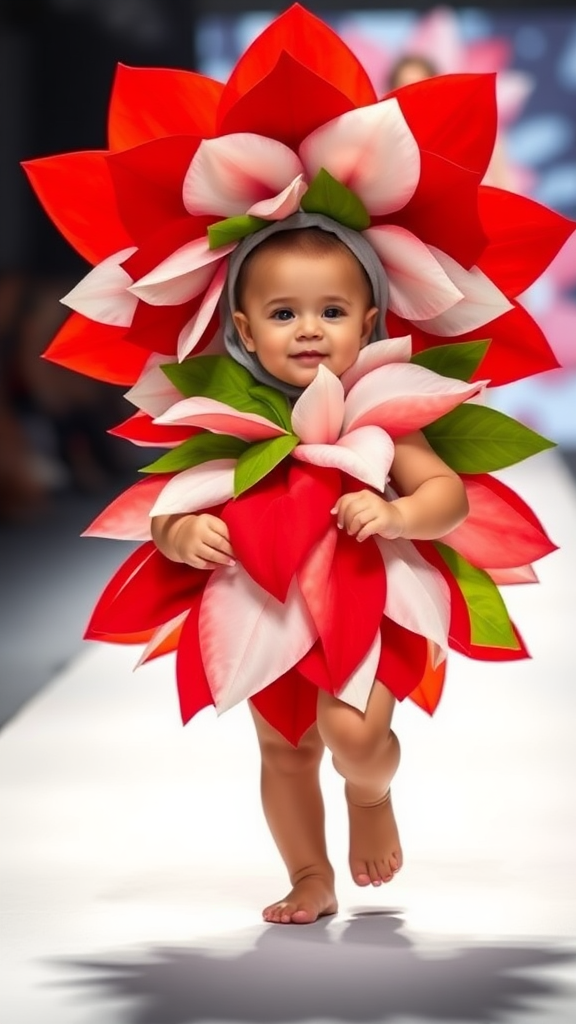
[48,910,576,1023]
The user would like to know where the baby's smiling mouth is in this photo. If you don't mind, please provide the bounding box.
[290,350,327,360]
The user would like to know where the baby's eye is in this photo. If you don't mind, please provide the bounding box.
[323,307,344,319]
[271,308,294,321]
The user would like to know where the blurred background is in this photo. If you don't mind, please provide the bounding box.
[1,0,575,726]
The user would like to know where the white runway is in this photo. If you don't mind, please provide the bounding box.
[2,450,576,1024]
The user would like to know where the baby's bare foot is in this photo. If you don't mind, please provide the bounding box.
[346,785,403,887]
[262,873,338,925]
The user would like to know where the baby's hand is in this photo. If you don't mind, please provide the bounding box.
[331,490,404,542]
[171,514,235,569]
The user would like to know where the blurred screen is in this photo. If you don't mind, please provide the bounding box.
[194,8,576,443]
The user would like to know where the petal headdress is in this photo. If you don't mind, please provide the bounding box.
[23,4,574,743]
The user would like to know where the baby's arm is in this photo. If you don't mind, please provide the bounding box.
[333,430,468,542]
[151,513,235,569]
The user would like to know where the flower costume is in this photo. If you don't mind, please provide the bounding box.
[23,4,574,744]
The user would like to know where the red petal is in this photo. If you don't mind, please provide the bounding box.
[107,136,201,244]
[85,540,207,636]
[444,474,557,570]
[43,311,149,385]
[108,64,224,149]
[109,411,194,446]
[391,74,497,178]
[250,671,318,746]
[387,300,560,386]
[219,51,358,151]
[376,616,429,700]
[308,530,386,690]
[477,186,576,297]
[217,5,375,132]
[22,152,133,264]
[221,463,342,603]
[125,295,203,356]
[387,151,486,269]
[122,215,212,282]
[176,591,215,725]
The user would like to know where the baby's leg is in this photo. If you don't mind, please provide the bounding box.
[248,703,338,924]
[316,683,402,887]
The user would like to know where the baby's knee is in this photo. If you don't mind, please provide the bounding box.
[259,729,324,775]
[322,714,398,766]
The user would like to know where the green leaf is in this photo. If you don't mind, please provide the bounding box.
[423,404,555,472]
[411,340,490,381]
[248,383,293,432]
[140,433,249,474]
[162,356,288,428]
[301,168,370,231]
[435,543,520,649]
[234,434,299,496]
[208,214,268,250]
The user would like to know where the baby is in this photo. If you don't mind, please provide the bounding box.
[152,223,469,925]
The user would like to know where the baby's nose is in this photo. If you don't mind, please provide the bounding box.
[297,314,322,338]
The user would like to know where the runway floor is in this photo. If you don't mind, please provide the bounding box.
[2,450,576,1024]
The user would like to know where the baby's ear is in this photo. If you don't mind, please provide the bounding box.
[361,306,380,345]
[232,311,256,352]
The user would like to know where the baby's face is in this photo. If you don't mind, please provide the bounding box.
[232,247,378,388]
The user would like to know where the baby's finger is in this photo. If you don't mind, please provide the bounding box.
[201,540,236,567]
[206,527,235,560]
[356,520,379,542]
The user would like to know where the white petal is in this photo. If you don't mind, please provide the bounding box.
[199,566,317,713]
[149,460,236,516]
[375,533,450,657]
[61,247,138,326]
[177,260,227,361]
[364,226,464,320]
[299,99,420,215]
[291,364,344,444]
[336,631,381,712]
[183,134,304,217]
[293,426,394,492]
[340,336,412,394]
[342,361,487,436]
[135,611,188,669]
[247,174,307,220]
[417,247,514,336]
[156,396,287,441]
[124,353,180,417]
[129,238,235,307]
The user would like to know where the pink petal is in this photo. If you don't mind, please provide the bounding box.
[406,7,460,73]
[149,460,236,516]
[247,174,307,220]
[440,476,556,569]
[417,247,514,336]
[156,396,287,441]
[293,426,394,492]
[340,336,412,395]
[299,99,420,215]
[487,565,538,585]
[183,134,304,217]
[375,533,450,658]
[336,631,382,712]
[343,362,487,437]
[61,247,138,326]
[82,475,168,540]
[199,566,317,712]
[364,226,463,319]
[291,364,344,444]
[136,611,188,668]
[124,354,181,417]
[177,260,227,361]
[128,238,235,306]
